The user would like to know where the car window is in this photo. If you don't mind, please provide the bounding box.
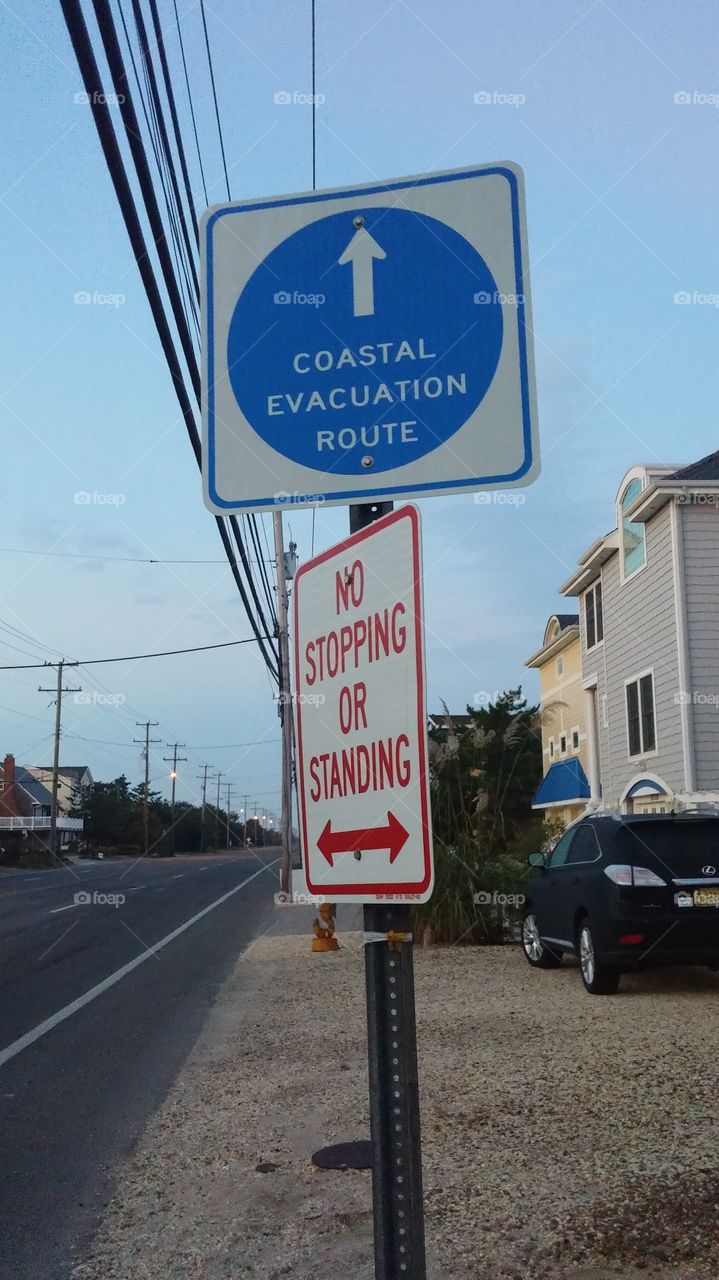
[566,826,601,864]
[547,830,575,867]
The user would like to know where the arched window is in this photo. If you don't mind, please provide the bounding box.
[621,478,646,577]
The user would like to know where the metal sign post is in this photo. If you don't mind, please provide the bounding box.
[365,900,426,1278]
[353,502,426,1280]
[293,500,430,1276]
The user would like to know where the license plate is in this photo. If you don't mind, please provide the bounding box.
[693,888,719,907]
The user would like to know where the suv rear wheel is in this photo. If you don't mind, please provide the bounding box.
[577,919,620,995]
[521,912,562,968]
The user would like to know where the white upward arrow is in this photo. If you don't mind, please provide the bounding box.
[338,226,387,317]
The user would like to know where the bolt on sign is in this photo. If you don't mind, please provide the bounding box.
[293,505,433,902]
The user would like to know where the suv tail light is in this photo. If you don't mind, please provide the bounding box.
[604,864,667,888]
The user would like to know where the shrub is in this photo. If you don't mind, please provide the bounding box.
[413,839,530,946]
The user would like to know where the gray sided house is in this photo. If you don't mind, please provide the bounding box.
[560,451,719,813]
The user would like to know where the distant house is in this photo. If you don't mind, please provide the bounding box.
[555,450,719,813]
[0,754,84,844]
[428,713,474,733]
[0,755,53,818]
[25,765,93,816]
[525,614,590,825]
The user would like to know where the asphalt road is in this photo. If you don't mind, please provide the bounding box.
[0,850,279,1280]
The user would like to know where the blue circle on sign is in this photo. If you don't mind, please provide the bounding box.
[227,206,503,475]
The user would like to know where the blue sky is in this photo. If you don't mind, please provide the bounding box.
[0,0,718,808]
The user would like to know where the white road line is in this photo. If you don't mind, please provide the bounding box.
[50,903,80,914]
[0,861,275,1070]
[172,874,185,880]
[199,867,208,872]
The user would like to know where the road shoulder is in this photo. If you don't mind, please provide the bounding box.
[71,929,718,1280]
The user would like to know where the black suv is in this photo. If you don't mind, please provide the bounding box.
[521,811,719,994]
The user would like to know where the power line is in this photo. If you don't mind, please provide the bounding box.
[116,0,199,336]
[147,0,201,243]
[0,635,273,670]
[171,0,208,206]
[0,547,228,563]
[59,0,279,682]
[59,733,280,749]
[129,0,198,294]
[199,0,230,199]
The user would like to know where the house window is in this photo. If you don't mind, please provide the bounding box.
[549,738,555,758]
[626,672,656,757]
[621,479,646,578]
[572,728,580,751]
[584,581,604,650]
[560,734,567,755]
[557,655,564,676]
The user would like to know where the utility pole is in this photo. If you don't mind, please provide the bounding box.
[134,722,160,856]
[163,743,186,854]
[38,660,81,861]
[163,742,186,813]
[224,781,233,849]
[273,511,296,894]
[198,764,212,854]
[212,771,223,852]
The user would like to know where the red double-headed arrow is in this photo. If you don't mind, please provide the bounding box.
[317,811,409,867]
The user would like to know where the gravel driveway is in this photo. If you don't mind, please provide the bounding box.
[72,921,719,1279]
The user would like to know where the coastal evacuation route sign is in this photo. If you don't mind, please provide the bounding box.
[293,505,433,903]
[201,163,538,513]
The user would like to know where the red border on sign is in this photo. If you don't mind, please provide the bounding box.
[293,504,432,898]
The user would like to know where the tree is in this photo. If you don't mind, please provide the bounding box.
[129,783,172,855]
[429,689,542,859]
[70,774,135,849]
[415,689,543,945]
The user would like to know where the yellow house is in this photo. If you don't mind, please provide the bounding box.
[525,614,590,826]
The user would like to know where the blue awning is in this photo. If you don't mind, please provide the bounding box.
[532,758,590,807]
